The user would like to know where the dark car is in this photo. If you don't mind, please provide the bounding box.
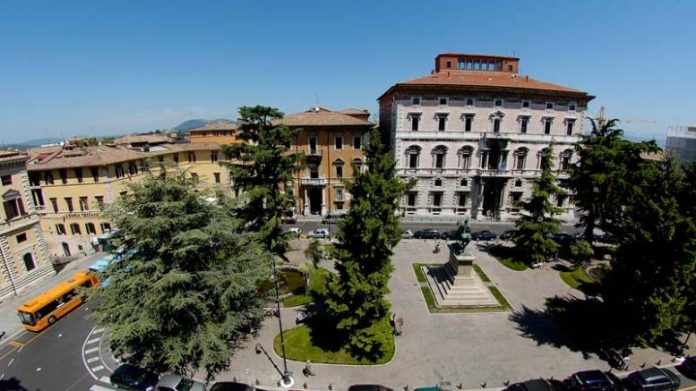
[505,379,559,391]
[680,355,696,378]
[550,232,577,246]
[470,230,497,241]
[440,230,459,240]
[499,230,516,241]
[565,370,623,391]
[210,382,254,391]
[348,385,394,391]
[413,229,440,239]
[626,367,680,391]
[109,364,159,391]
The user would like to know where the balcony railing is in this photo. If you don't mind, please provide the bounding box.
[300,177,328,186]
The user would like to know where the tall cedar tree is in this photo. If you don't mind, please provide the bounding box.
[221,106,301,255]
[678,162,696,333]
[513,148,564,264]
[602,158,696,345]
[319,131,411,358]
[91,172,269,380]
[569,119,659,243]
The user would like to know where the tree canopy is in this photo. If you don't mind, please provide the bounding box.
[91,172,270,380]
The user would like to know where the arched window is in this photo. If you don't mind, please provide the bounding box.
[333,159,344,178]
[23,253,35,271]
[515,147,529,170]
[432,145,448,169]
[490,111,505,133]
[458,146,474,169]
[405,145,421,169]
[538,147,553,169]
[560,149,573,170]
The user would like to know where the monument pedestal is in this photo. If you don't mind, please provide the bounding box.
[423,243,498,307]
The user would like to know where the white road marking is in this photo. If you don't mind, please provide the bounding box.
[36,367,41,371]
[93,328,105,334]
[0,373,4,380]
[91,365,104,372]
[81,326,100,380]
[86,338,100,344]
[7,358,13,367]
[85,347,99,354]
[90,384,116,391]
[87,357,99,363]
[100,376,111,383]
[58,333,62,338]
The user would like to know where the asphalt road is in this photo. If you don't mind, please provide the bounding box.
[286,221,583,236]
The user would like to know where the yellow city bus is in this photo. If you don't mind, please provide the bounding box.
[17,271,100,332]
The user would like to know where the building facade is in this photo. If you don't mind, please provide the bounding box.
[0,150,53,299]
[189,121,240,145]
[666,126,696,164]
[378,53,594,221]
[26,142,230,258]
[280,107,373,216]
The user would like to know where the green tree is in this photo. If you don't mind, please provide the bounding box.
[318,131,411,358]
[513,148,564,265]
[304,239,323,269]
[569,239,594,269]
[221,106,301,255]
[91,172,269,380]
[602,158,696,345]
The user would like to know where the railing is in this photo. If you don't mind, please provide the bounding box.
[300,177,327,186]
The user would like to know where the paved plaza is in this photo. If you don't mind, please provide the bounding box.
[214,238,681,390]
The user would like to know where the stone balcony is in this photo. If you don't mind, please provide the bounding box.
[300,177,328,186]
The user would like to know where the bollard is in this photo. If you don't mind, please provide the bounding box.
[457,384,463,390]
[303,382,308,389]
[255,379,260,386]
[328,384,333,390]
[481,382,487,388]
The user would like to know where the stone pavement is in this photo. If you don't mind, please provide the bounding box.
[213,240,617,389]
[0,252,104,344]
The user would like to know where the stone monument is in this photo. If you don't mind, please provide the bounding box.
[423,218,498,307]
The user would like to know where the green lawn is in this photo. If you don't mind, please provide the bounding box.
[412,263,428,283]
[281,268,330,308]
[560,267,594,290]
[274,317,394,365]
[487,246,529,271]
[473,264,491,282]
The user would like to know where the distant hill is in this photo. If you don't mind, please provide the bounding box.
[173,119,208,131]
[16,137,63,147]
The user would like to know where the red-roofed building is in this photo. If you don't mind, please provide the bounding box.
[378,53,594,221]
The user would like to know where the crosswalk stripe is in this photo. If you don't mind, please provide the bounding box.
[87,357,100,363]
[100,376,111,384]
[90,384,116,391]
[85,347,99,354]
[91,365,105,372]
[86,338,100,345]
[92,328,105,334]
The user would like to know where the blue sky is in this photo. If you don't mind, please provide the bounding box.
[1,0,694,144]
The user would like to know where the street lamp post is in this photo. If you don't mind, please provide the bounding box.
[269,255,294,387]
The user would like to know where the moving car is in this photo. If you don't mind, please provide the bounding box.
[210,382,254,391]
[505,379,560,391]
[285,227,302,237]
[109,364,159,391]
[413,229,440,239]
[322,212,347,224]
[308,228,330,238]
[348,385,394,391]
[550,232,577,246]
[565,370,623,391]
[155,374,206,391]
[626,367,680,391]
[402,229,414,239]
[680,355,696,378]
[470,230,497,241]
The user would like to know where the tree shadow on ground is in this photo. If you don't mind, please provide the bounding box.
[0,377,31,390]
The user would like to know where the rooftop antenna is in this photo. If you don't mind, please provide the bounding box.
[314,93,320,111]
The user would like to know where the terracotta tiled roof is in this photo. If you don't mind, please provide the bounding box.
[189,121,238,132]
[0,150,28,163]
[275,107,374,127]
[379,70,591,100]
[338,108,369,115]
[112,134,175,145]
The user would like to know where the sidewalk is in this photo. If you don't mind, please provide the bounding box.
[0,252,104,343]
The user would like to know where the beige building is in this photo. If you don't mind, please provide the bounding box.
[0,150,53,299]
[27,142,229,258]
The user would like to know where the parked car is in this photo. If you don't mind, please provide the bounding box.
[109,364,159,391]
[413,229,440,239]
[280,210,297,224]
[155,374,206,391]
[402,229,414,239]
[348,385,394,391]
[626,367,680,391]
[322,212,347,224]
[550,232,577,246]
[565,370,623,391]
[440,230,459,240]
[210,382,254,391]
[680,355,696,378]
[499,230,516,241]
[470,230,497,241]
[505,379,560,391]
[285,227,302,237]
[308,228,330,239]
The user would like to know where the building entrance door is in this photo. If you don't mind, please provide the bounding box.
[481,179,506,219]
[62,242,71,257]
[309,188,322,215]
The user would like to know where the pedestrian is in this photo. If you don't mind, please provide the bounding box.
[395,316,404,336]
[303,360,315,376]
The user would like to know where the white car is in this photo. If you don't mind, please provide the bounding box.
[402,230,414,239]
[286,227,302,236]
[308,228,330,239]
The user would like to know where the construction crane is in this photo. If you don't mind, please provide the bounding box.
[595,106,606,127]
[592,106,655,126]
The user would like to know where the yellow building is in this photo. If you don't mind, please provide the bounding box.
[279,107,374,216]
[189,121,240,145]
[27,142,229,258]
[0,150,53,299]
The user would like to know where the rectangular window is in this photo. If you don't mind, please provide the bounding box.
[353,136,361,150]
[561,156,571,170]
[522,100,530,108]
[214,173,221,183]
[3,200,19,220]
[16,233,27,243]
[95,196,104,210]
[566,120,575,135]
[409,154,418,169]
[435,154,445,169]
[439,97,448,105]
[65,197,74,212]
[458,193,467,207]
[411,96,421,105]
[335,188,344,202]
[568,102,577,111]
[115,165,124,178]
[74,168,83,183]
[128,162,138,175]
[1,175,11,186]
[50,198,58,213]
[520,118,528,133]
[44,172,54,185]
[493,118,501,133]
[309,136,318,154]
[56,224,66,235]
[309,166,319,179]
[407,193,417,206]
[546,102,554,110]
[433,193,442,207]
[336,165,343,178]
[211,151,218,162]
[79,196,88,211]
[411,115,420,131]
[465,116,473,132]
[70,223,81,235]
[335,136,343,150]
[466,98,474,106]
[517,156,526,170]
[545,120,552,134]
[100,222,112,233]
[494,99,503,107]
[90,167,99,182]
[438,116,446,131]
[188,152,196,163]
[86,223,97,235]
[59,169,67,184]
